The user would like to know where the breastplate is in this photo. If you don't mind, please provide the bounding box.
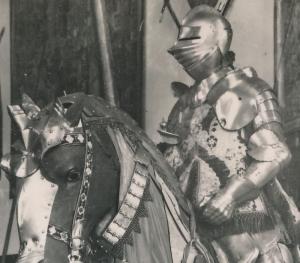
[17,170,58,263]
[168,104,249,197]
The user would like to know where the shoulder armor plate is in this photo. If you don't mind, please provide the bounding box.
[213,67,275,130]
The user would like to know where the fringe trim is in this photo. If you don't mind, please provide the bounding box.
[93,177,153,259]
[197,212,274,239]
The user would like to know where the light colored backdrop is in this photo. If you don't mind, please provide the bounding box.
[144,0,274,143]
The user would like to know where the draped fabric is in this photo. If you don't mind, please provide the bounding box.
[11,0,144,124]
[120,180,173,263]
[82,94,213,263]
[280,1,300,206]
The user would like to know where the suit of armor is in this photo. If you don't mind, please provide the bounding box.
[161,5,298,262]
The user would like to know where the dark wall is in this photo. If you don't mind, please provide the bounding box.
[281,2,300,206]
[11,0,144,124]
[0,255,18,263]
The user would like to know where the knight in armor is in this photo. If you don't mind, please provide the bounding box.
[160,5,300,262]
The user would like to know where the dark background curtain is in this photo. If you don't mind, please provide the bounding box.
[10,0,144,125]
[0,255,17,262]
[280,1,300,206]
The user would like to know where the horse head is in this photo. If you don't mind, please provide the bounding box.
[2,93,122,262]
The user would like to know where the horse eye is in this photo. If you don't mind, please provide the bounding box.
[66,169,81,182]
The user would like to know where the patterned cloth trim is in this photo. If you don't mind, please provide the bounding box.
[68,129,93,262]
[94,161,151,259]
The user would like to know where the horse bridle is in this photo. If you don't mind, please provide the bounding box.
[46,121,152,263]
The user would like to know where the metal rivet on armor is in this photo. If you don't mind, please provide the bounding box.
[220,118,227,126]
[238,97,242,101]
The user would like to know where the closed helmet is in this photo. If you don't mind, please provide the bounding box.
[168,5,232,81]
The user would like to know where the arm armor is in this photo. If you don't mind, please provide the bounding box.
[246,127,291,188]
[217,129,291,206]
[245,89,291,188]
[214,75,291,203]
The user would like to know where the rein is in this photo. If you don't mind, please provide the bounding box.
[68,129,93,262]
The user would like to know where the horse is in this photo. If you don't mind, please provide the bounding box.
[0,93,217,263]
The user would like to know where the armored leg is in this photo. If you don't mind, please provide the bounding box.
[256,243,293,263]
[250,228,293,263]
[216,233,259,263]
[213,228,293,263]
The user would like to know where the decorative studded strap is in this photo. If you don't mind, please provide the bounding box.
[94,161,151,259]
[62,132,85,145]
[68,129,93,263]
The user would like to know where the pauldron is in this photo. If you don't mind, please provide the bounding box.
[209,67,282,131]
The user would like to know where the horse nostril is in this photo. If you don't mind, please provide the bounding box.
[66,169,81,182]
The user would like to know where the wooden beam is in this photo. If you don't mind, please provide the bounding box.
[274,0,285,107]
[93,0,118,106]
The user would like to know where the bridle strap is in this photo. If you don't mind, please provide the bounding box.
[68,129,93,263]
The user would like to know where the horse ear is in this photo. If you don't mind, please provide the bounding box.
[7,105,32,149]
[21,93,40,119]
[7,105,29,130]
